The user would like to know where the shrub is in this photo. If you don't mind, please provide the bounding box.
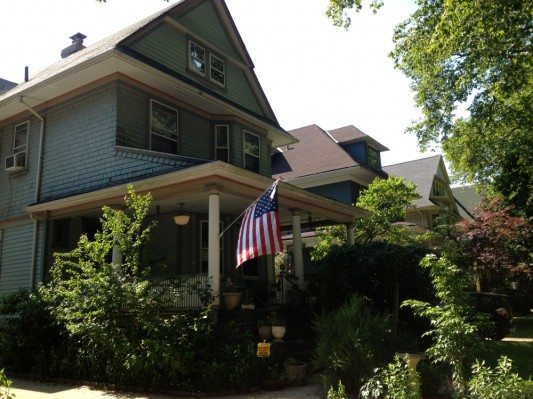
[313,242,432,314]
[313,295,392,392]
[468,356,527,399]
[360,355,422,399]
[0,368,14,399]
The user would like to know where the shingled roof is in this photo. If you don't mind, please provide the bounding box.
[0,79,17,95]
[328,125,389,152]
[383,155,443,208]
[272,124,359,180]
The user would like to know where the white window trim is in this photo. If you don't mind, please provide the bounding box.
[189,40,206,77]
[209,53,226,87]
[149,99,179,152]
[13,121,29,154]
[243,130,260,173]
[215,124,229,162]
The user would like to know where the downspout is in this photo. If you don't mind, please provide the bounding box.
[20,97,45,290]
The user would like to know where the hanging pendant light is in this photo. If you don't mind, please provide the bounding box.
[173,203,190,225]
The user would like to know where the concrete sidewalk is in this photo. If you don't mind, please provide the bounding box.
[10,378,324,399]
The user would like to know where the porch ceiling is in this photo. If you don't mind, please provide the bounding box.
[27,161,366,225]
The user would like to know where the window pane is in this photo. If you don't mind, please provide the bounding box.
[14,123,28,151]
[210,69,225,85]
[210,55,225,85]
[211,56,224,72]
[216,126,228,147]
[368,147,379,168]
[151,135,177,154]
[152,103,178,141]
[244,132,259,156]
[190,42,206,75]
[245,154,260,173]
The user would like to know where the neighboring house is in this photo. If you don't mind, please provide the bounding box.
[271,124,388,275]
[383,155,460,231]
[272,124,388,207]
[0,79,17,96]
[0,0,363,305]
[452,185,484,220]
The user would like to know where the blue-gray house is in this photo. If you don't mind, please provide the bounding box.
[0,0,362,305]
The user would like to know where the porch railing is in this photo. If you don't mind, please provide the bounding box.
[150,274,209,310]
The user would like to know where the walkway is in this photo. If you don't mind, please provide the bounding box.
[10,378,323,399]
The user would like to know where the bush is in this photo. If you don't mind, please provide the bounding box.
[468,356,527,399]
[0,290,67,376]
[313,295,392,392]
[313,242,432,314]
[360,355,422,399]
[0,368,14,399]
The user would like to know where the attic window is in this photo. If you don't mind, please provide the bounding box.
[189,41,206,76]
[209,54,225,87]
[368,146,380,169]
[150,100,178,154]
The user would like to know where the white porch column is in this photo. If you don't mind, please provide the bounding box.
[346,223,355,245]
[112,244,123,270]
[291,210,304,290]
[207,186,221,306]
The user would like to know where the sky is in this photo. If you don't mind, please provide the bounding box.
[0,0,438,166]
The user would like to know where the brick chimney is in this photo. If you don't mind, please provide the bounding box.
[61,33,87,59]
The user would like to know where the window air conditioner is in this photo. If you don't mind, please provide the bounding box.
[5,151,27,172]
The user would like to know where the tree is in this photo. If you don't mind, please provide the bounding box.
[354,175,420,244]
[455,196,532,292]
[328,1,533,216]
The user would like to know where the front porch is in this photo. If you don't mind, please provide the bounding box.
[28,161,364,307]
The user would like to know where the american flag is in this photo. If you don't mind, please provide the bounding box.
[236,180,284,268]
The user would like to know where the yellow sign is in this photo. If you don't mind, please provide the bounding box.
[256,342,271,357]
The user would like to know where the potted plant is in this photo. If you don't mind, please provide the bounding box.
[241,296,255,310]
[257,319,272,340]
[222,279,243,310]
[269,313,287,340]
[284,357,306,385]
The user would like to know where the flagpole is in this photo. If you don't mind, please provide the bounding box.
[219,177,282,239]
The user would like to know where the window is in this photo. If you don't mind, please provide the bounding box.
[189,41,206,76]
[150,100,178,154]
[209,54,225,86]
[5,121,29,171]
[368,146,380,169]
[243,130,260,173]
[13,122,28,154]
[432,180,446,197]
[215,125,229,162]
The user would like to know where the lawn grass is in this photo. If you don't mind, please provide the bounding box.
[509,315,533,339]
[477,341,533,379]
[476,314,533,380]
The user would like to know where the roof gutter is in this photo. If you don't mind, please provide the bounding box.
[20,96,45,291]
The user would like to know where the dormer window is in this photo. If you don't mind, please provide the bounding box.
[150,100,178,154]
[210,54,225,87]
[189,41,206,76]
[368,146,380,169]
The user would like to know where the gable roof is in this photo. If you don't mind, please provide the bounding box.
[383,155,443,208]
[0,79,17,95]
[328,125,389,152]
[452,185,484,219]
[272,124,359,180]
[0,0,283,134]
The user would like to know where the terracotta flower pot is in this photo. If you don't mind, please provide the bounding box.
[222,292,242,310]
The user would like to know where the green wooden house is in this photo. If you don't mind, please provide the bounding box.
[0,0,363,307]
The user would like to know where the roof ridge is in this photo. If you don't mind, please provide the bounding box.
[383,154,442,168]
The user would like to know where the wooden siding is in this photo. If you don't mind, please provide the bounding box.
[342,142,366,163]
[308,181,357,205]
[129,4,265,117]
[0,223,34,294]
[39,83,190,203]
[175,0,242,62]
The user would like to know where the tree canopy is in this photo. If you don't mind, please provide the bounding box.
[328,0,533,216]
